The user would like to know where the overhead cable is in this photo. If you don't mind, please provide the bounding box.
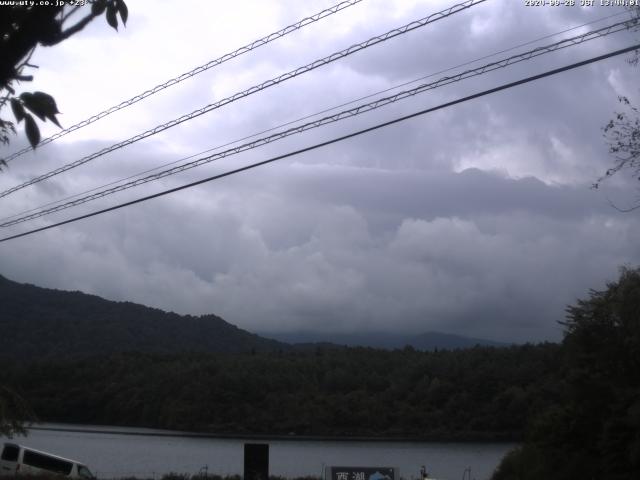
[0,0,487,199]
[4,8,628,225]
[1,0,365,164]
[1,43,638,244]
[1,17,634,227]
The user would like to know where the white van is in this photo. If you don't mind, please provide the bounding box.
[0,443,95,479]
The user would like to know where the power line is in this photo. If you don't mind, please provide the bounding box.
[1,16,633,227]
[1,0,365,164]
[6,7,627,225]
[3,9,629,225]
[0,0,487,199]
[3,8,626,206]
[2,43,637,244]
[1,6,632,228]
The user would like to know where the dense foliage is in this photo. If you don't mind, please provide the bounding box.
[492,267,640,480]
[0,344,560,440]
[0,386,32,438]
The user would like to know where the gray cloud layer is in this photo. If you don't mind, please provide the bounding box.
[1,0,639,343]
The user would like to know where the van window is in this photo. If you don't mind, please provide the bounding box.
[78,465,94,479]
[23,450,73,475]
[1,444,19,462]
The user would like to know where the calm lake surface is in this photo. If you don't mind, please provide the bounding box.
[6,424,514,480]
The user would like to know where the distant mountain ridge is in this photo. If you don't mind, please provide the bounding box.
[0,274,506,359]
[262,330,507,350]
[0,274,286,359]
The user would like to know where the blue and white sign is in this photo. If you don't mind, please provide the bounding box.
[328,466,396,480]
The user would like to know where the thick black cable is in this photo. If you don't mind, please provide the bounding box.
[1,0,365,164]
[2,10,631,225]
[0,0,487,199]
[1,43,637,244]
[1,15,634,227]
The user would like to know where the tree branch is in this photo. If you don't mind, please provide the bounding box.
[49,11,100,45]
[60,5,83,24]
[606,196,640,213]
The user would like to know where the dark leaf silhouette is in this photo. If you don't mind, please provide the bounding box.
[10,99,25,123]
[19,91,61,127]
[24,114,40,148]
[49,115,62,128]
[106,3,118,30]
[116,0,128,26]
[33,91,62,127]
[32,91,60,114]
[20,92,46,121]
[2,2,126,153]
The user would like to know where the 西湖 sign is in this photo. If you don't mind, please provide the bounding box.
[328,466,396,480]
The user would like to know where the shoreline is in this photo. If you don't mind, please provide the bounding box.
[28,424,518,444]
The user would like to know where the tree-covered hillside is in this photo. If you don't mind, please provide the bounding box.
[493,267,640,480]
[0,275,286,358]
[0,344,560,440]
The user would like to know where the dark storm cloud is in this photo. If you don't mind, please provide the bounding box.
[3,162,638,343]
[1,0,639,343]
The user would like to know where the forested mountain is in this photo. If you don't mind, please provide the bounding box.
[2,269,638,478]
[1,344,561,440]
[0,274,506,359]
[0,275,286,358]
[0,273,561,440]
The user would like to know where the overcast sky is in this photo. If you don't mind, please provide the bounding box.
[1,0,639,343]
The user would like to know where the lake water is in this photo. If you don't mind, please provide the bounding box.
[4,424,514,480]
